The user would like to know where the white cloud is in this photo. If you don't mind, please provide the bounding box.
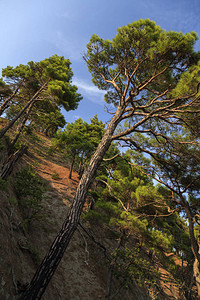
[73,78,106,105]
[54,31,84,62]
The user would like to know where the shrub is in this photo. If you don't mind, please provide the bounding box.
[14,167,45,226]
[51,172,60,180]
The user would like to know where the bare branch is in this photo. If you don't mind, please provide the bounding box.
[77,226,89,265]
[78,222,110,260]
[103,154,120,161]
[112,115,151,140]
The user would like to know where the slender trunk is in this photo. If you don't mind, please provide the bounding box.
[78,156,84,179]
[193,256,200,300]
[20,104,124,300]
[184,204,200,263]
[69,153,76,179]
[45,127,50,137]
[8,102,34,155]
[0,80,49,138]
[78,157,83,175]
[106,266,114,300]
[187,272,194,300]
[183,200,200,299]
[1,146,26,180]
[193,235,200,300]
[0,80,24,116]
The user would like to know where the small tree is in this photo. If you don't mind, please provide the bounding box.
[0,55,82,145]
[53,116,104,179]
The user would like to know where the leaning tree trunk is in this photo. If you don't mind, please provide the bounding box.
[19,104,124,300]
[0,80,49,138]
[1,146,27,180]
[68,152,76,179]
[183,201,200,299]
[8,102,34,155]
[193,235,200,300]
[193,255,200,299]
[0,80,24,116]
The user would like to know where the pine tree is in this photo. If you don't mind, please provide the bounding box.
[20,19,200,299]
[0,55,82,144]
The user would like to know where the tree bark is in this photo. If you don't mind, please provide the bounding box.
[193,235,200,300]
[69,152,76,179]
[19,104,124,299]
[193,256,200,300]
[8,102,34,155]
[0,80,24,116]
[184,204,200,263]
[183,200,200,299]
[78,156,84,179]
[1,146,27,180]
[0,80,49,138]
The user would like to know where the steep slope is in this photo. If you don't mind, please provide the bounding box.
[0,122,194,299]
[0,130,107,299]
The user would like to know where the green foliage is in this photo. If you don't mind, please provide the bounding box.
[85,19,198,106]
[47,146,55,156]
[1,55,82,141]
[0,77,11,98]
[2,55,82,111]
[28,102,66,137]
[82,197,120,227]
[149,229,173,252]
[14,167,45,225]
[53,115,105,174]
[112,246,159,289]
[23,125,33,135]
[8,197,18,205]
[82,210,107,225]
[0,19,197,297]
[85,141,195,295]
[51,172,60,180]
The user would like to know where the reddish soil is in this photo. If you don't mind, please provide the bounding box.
[24,152,80,209]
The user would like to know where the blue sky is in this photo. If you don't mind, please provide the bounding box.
[1,0,200,125]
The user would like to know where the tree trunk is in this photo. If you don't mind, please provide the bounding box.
[193,257,200,299]
[69,152,76,179]
[8,102,34,155]
[193,235,200,300]
[0,80,49,138]
[19,104,124,300]
[1,146,27,180]
[185,206,200,262]
[0,80,24,116]
[78,156,84,179]
[183,201,200,299]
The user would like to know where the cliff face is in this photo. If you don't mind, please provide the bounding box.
[0,130,189,300]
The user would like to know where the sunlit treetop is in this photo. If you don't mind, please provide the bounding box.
[2,54,82,112]
[84,18,199,107]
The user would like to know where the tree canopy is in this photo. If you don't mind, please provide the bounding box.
[53,116,105,178]
[0,55,82,142]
